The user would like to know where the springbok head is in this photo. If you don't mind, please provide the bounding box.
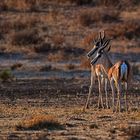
[91,39,110,65]
[87,31,111,58]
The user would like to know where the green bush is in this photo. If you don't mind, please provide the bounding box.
[0,69,14,82]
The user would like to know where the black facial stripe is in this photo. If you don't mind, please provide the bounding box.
[91,54,101,65]
[87,47,98,57]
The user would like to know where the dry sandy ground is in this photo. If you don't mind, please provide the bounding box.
[0,78,139,140]
[0,1,140,139]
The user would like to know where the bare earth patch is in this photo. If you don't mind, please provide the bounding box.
[0,78,139,140]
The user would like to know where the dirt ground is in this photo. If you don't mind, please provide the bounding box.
[0,78,139,140]
[0,1,140,139]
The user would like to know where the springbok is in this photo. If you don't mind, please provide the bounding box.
[91,40,132,112]
[84,31,111,110]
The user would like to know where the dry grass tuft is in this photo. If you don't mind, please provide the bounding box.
[106,21,140,39]
[51,34,65,46]
[15,114,64,131]
[81,32,97,47]
[96,0,120,7]
[65,64,75,70]
[48,51,66,62]
[13,16,39,31]
[0,0,40,11]
[96,0,140,9]
[78,9,120,27]
[34,43,53,53]
[11,29,43,46]
[40,65,52,71]
[0,21,12,34]
[78,11,94,27]
[11,63,23,70]
[0,0,139,12]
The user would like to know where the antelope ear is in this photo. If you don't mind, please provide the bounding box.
[93,37,98,45]
[98,32,103,44]
[97,39,110,53]
[101,30,105,41]
[102,39,110,48]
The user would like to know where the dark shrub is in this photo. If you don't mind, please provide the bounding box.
[79,9,120,27]
[11,29,43,46]
[56,0,94,5]
[34,43,55,53]
[106,21,140,39]
[79,12,94,26]
[0,21,12,34]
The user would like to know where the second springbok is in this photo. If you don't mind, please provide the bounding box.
[91,38,132,112]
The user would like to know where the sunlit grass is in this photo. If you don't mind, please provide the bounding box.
[15,114,64,131]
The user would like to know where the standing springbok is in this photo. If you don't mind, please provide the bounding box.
[91,41,132,112]
[84,31,111,110]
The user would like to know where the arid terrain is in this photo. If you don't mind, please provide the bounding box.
[0,78,140,140]
[0,0,140,139]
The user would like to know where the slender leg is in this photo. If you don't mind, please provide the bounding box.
[84,69,95,110]
[124,82,128,112]
[98,76,104,109]
[110,78,115,111]
[105,78,109,109]
[101,77,104,108]
[116,82,122,112]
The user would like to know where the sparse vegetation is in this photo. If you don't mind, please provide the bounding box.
[48,51,66,62]
[34,42,53,53]
[0,0,139,139]
[11,29,43,46]
[16,115,64,131]
[13,17,39,31]
[40,65,52,71]
[78,9,120,27]
[51,34,65,46]
[106,21,140,39]
[11,63,23,70]
[0,0,40,11]
[65,63,75,70]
